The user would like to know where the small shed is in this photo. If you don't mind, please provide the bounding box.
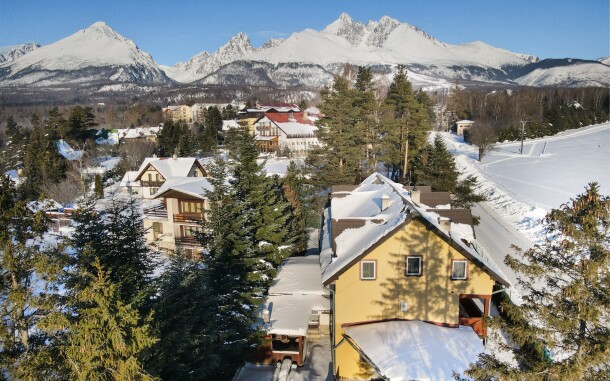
[455,120,474,136]
[259,255,330,366]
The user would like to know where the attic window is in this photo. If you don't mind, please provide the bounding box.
[360,260,377,280]
[451,260,468,280]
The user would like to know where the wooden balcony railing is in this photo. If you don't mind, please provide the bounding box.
[174,213,205,223]
[175,236,202,246]
[141,180,165,187]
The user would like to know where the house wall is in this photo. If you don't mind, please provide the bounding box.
[140,168,165,199]
[278,131,319,157]
[332,219,494,379]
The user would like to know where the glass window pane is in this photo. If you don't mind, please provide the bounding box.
[452,261,467,279]
[361,261,375,279]
[406,257,421,275]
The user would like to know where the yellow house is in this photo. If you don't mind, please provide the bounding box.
[320,173,510,380]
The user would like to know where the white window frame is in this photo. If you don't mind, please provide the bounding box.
[406,256,422,276]
[360,260,376,280]
[452,260,468,280]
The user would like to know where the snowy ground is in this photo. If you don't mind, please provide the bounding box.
[480,123,610,211]
[439,123,610,246]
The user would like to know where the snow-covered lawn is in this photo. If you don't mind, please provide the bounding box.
[440,123,610,246]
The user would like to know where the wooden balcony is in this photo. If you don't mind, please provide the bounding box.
[173,213,205,223]
[141,180,164,187]
[175,236,202,246]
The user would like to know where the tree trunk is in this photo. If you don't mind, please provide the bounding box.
[402,127,409,182]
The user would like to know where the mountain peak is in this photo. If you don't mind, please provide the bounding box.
[90,21,109,28]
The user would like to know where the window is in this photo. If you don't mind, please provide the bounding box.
[180,201,204,213]
[451,260,468,280]
[149,187,158,195]
[406,256,422,276]
[181,225,203,237]
[148,173,152,181]
[360,260,376,280]
[152,222,163,234]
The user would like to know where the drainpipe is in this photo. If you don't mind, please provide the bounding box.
[330,284,336,377]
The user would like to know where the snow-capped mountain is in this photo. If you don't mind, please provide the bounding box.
[167,13,545,88]
[160,33,254,83]
[598,57,610,66]
[0,43,41,64]
[514,59,609,87]
[0,22,171,87]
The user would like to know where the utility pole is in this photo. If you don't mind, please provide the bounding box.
[519,119,527,154]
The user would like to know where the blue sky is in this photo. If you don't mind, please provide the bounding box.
[1,0,608,65]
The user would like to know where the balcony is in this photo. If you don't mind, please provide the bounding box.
[143,204,167,218]
[175,236,202,246]
[141,180,164,187]
[174,213,205,223]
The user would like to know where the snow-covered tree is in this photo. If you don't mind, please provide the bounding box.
[464,183,610,380]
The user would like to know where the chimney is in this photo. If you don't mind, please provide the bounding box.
[263,309,270,323]
[438,217,451,233]
[172,153,178,160]
[411,190,421,205]
[381,194,391,211]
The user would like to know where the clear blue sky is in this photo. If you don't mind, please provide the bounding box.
[1,0,608,65]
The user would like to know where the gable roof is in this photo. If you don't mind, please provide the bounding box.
[320,173,510,287]
[134,157,205,181]
[152,177,213,200]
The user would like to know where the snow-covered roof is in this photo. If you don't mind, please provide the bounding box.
[258,157,305,177]
[263,294,329,336]
[222,120,240,131]
[134,157,200,180]
[276,122,318,137]
[456,120,475,124]
[27,199,63,212]
[56,139,83,161]
[153,177,213,200]
[321,173,510,286]
[269,255,329,296]
[261,255,330,336]
[117,126,160,139]
[343,320,484,381]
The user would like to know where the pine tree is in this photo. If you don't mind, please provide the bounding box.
[0,175,68,379]
[452,175,486,210]
[464,183,610,380]
[70,194,155,311]
[412,134,458,191]
[198,157,268,379]
[310,74,363,186]
[283,161,309,248]
[381,66,433,182]
[63,259,157,381]
[0,116,28,175]
[148,252,208,380]
[94,174,104,199]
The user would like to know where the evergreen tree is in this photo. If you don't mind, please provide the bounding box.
[198,158,267,379]
[308,74,363,186]
[381,66,432,182]
[257,175,299,265]
[452,175,486,210]
[63,259,157,381]
[412,134,458,191]
[94,174,104,199]
[0,116,28,175]
[0,176,67,379]
[148,252,208,380]
[464,183,610,380]
[70,194,155,311]
[283,161,310,248]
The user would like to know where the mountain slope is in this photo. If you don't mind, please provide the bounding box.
[0,22,171,87]
[0,43,41,64]
[161,33,254,83]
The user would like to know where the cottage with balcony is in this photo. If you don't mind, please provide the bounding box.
[143,177,213,257]
[133,156,208,198]
[321,173,510,380]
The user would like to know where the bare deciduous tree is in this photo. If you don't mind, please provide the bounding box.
[468,123,498,161]
[43,179,82,205]
[119,140,157,172]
